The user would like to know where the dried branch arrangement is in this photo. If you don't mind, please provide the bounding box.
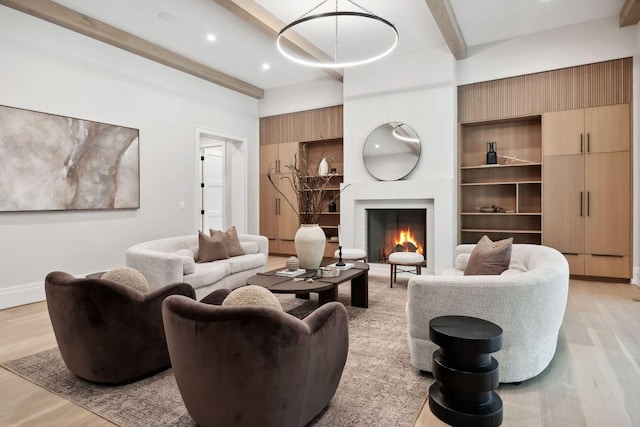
[267,148,349,224]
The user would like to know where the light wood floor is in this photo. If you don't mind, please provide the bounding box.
[1,264,639,426]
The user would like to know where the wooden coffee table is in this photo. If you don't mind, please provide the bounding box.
[246,262,369,308]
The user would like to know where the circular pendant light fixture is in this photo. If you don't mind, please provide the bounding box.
[276,0,399,68]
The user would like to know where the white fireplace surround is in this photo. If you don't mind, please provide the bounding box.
[340,179,456,274]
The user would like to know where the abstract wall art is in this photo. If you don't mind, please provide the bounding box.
[0,105,139,211]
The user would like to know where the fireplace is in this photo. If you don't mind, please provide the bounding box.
[366,209,427,263]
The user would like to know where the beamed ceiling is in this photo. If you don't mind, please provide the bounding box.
[0,0,632,99]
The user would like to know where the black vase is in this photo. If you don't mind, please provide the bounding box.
[328,200,337,212]
[486,142,497,165]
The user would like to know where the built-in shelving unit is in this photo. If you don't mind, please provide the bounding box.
[302,139,343,256]
[459,117,542,244]
[259,105,344,257]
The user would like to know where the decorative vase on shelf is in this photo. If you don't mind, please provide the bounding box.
[319,157,329,176]
[486,142,497,165]
[328,199,337,212]
[286,256,300,271]
[294,224,326,270]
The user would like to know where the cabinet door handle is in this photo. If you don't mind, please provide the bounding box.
[276,198,279,215]
[587,133,590,153]
[580,192,583,216]
[276,160,280,173]
[587,191,590,216]
[580,134,583,153]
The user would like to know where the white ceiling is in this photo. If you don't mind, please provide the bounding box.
[48,0,625,92]
[449,0,625,47]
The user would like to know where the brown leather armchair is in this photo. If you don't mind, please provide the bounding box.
[162,289,349,427]
[45,271,196,384]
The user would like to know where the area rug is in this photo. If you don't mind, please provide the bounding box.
[2,276,431,427]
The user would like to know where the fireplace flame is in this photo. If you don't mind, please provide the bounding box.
[393,227,424,255]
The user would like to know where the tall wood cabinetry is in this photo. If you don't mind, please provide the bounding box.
[542,104,631,278]
[459,117,542,244]
[259,141,300,254]
[259,105,344,256]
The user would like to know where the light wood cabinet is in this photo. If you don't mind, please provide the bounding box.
[459,117,542,244]
[260,106,344,256]
[259,141,300,253]
[542,155,584,254]
[543,104,630,156]
[542,104,631,278]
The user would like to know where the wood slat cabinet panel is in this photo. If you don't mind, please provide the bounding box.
[260,105,343,144]
[542,155,585,254]
[584,152,630,256]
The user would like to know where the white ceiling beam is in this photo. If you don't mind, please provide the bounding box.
[620,0,640,27]
[0,0,264,99]
[213,0,344,81]
[424,0,467,59]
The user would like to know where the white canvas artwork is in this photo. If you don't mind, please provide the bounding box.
[0,105,139,211]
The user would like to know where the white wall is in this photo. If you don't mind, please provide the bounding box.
[258,76,343,117]
[458,16,637,85]
[0,8,259,308]
[342,47,458,272]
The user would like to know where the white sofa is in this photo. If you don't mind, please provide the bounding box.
[406,243,569,383]
[126,234,268,300]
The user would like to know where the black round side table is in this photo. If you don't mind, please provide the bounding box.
[428,315,503,427]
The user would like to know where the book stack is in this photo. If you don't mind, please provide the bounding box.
[326,262,354,271]
[275,269,306,277]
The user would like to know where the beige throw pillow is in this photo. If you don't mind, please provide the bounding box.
[197,231,229,262]
[464,235,513,275]
[210,226,244,257]
[102,267,149,293]
[222,285,283,311]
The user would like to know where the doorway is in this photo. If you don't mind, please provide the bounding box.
[200,144,225,232]
[196,128,248,233]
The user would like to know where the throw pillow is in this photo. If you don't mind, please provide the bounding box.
[210,226,244,257]
[102,267,149,293]
[222,285,283,311]
[464,235,513,275]
[173,249,196,275]
[197,231,228,262]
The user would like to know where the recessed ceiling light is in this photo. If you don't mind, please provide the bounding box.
[262,63,271,70]
[158,12,178,22]
[206,34,216,42]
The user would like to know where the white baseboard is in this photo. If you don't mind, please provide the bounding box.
[0,281,46,310]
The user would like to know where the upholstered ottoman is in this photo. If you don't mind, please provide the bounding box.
[389,252,425,287]
[334,248,368,262]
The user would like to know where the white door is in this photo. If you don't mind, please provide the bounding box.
[201,145,225,232]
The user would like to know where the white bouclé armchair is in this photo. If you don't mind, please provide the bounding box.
[406,244,569,383]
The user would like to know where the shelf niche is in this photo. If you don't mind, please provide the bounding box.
[459,116,542,245]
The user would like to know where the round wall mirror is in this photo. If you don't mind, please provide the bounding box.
[362,122,421,181]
